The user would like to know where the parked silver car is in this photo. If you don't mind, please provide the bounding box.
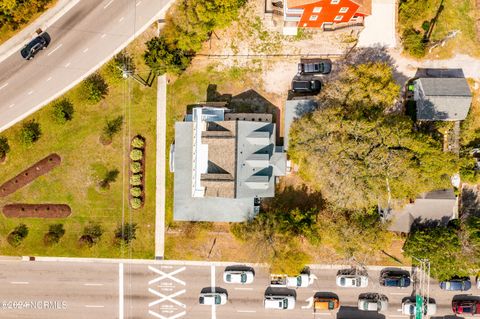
[358,295,388,311]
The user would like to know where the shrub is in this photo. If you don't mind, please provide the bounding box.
[44,224,65,246]
[51,99,74,123]
[130,174,142,186]
[130,187,142,197]
[0,136,10,159]
[143,36,193,75]
[402,27,426,58]
[100,168,120,189]
[130,161,142,173]
[130,197,142,209]
[115,223,137,244]
[19,120,41,146]
[131,136,145,148]
[101,116,123,144]
[79,223,103,247]
[130,149,143,161]
[106,51,136,82]
[7,224,29,247]
[82,73,108,103]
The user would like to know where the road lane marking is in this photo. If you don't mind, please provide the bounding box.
[83,48,89,53]
[8,104,14,108]
[302,296,314,309]
[47,44,63,56]
[65,62,71,68]
[118,17,124,23]
[237,310,256,313]
[148,288,186,308]
[84,283,103,286]
[119,263,124,319]
[234,287,253,291]
[103,0,114,9]
[11,281,29,284]
[85,305,104,308]
[312,313,331,316]
[0,83,8,90]
[101,34,107,38]
[149,310,186,319]
[46,77,52,82]
[27,90,34,95]
[148,266,186,286]
[136,0,142,6]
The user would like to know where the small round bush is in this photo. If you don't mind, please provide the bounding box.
[130,187,142,197]
[19,120,41,146]
[52,99,74,123]
[130,149,143,161]
[130,197,142,209]
[130,161,142,173]
[82,73,108,103]
[131,136,145,148]
[129,174,142,186]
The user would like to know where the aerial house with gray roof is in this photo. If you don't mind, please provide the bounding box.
[171,107,286,222]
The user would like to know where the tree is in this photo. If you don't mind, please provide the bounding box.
[44,224,65,246]
[0,136,10,161]
[143,36,193,75]
[51,98,74,123]
[288,102,458,211]
[115,223,137,244]
[82,73,108,103]
[19,120,41,145]
[7,223,29,247]
[99,168,119,189]
[101,116,123,144]
[402,28,426,58]
[106,50,136,82]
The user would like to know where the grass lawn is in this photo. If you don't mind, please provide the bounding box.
[398,0,479,58]
[0,28,157,258]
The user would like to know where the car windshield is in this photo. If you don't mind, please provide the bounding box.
[226,274,231,281]
[283,299,288,309]
[409,305,415,314]
[328,301,334,310]
[340,277,346,285]
[241,273,246,283]
[215,295,221,304]
[297,276,302,286]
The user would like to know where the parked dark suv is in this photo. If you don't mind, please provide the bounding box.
[21,33,49,60]
[440,277,471,291]
[298,59,332,75]
[452,299,480,315]
[291,79,321,94]
[379,270,411,288]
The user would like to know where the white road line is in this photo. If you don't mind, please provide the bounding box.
[47,44,63,56]
[27,91,33,95]
[237,310,256,313]
[148,266,186,286]
[119,263,124,319]
[148,288,186,308]
[136,0,142,6]
[85,305,104,308]
[149,310,186,319]
[101,34,107,38]
[234,287,253,290]
[103,0,114,9]
[118,17,124,23]
[46,77,52,82]
[83,48,89,53]
[84,283,103,286]
[8,104,14,108]
[65,62,71,68]
[11,281,29,284]
[0,83,8,90]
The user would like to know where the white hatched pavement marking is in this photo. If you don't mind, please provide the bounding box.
[0,83,8,90]
[136,0,142,5]
[103,0,114,9]
[148,288,186,308]
[148,266,186,286]
[149,310,186,319]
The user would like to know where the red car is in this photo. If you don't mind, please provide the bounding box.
[452,299,480,315]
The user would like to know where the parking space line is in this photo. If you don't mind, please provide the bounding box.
[65,62,71,68]
[10,281,29,284]
[103,0,114,9]
[83,48,89,53]
[136,0,142,6]
[237,310,256,313]
[47,44,62,56]
[101,34,107,38]
[0,83,8,90]
[234,287,253,290]
[118,17,124,23]
[27,90,33,95]
[46,77,52,82]
[84,283,103,286]
[8,104,14,108]
[85,305,104,308]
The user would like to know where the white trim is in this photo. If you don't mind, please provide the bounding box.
[309,15,318,21]
[339,7,348,13]
[330,0,340,4]
[334,15,343,21]
[312,6,322,13]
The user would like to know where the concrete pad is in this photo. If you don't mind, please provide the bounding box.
[358,0,397,48]
[155,75,166,259]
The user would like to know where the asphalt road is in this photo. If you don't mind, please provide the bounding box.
[0,0,170,133]
[0,259,477,319]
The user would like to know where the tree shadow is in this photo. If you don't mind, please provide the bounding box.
[460,186,480,219]
[409,216,454,232]
[262,185,325,213]
[423,0,445,43]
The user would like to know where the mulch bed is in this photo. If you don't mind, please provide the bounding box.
[0,154,61,198]
[3,204,71,218]
[130,135,146,209]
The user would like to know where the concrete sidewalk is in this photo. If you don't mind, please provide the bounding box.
[0,0,80,64]
[358,0,397,48]
[155,75,167,259]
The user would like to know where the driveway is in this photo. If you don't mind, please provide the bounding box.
[358,0,397,48]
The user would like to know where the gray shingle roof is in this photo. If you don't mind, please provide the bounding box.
[284,99,318,150]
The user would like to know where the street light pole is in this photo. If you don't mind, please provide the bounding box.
[411,256,431,319]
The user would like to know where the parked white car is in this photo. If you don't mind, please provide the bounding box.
[402,300,436,316]
[223,269,254,284]
[199,292,228,305]
[264,295,295,310]
[358,296,388,311]
[336,275,368,288]
[270,274,311,288]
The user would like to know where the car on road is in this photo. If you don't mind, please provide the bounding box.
[270,273,311,288]
[198,292,228,305]
[440,277,472,291]
[402,299,436,316]
[223,268,254,284]
[379,270,411,288]
[21,33,49,60]
[452,299,480,315]
[358,295,388,311]
[298,59,332,75]
[314,296,339,312]
[264,295,295,310]
[291,79,321,94]
[336,274,368,288]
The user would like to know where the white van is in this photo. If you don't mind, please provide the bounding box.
[264,295,295,310]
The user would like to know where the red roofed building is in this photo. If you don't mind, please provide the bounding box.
[277,0,371,34]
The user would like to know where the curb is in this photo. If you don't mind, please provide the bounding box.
[0,0,81,64]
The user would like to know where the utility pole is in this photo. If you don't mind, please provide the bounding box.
[412,256,431,319]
